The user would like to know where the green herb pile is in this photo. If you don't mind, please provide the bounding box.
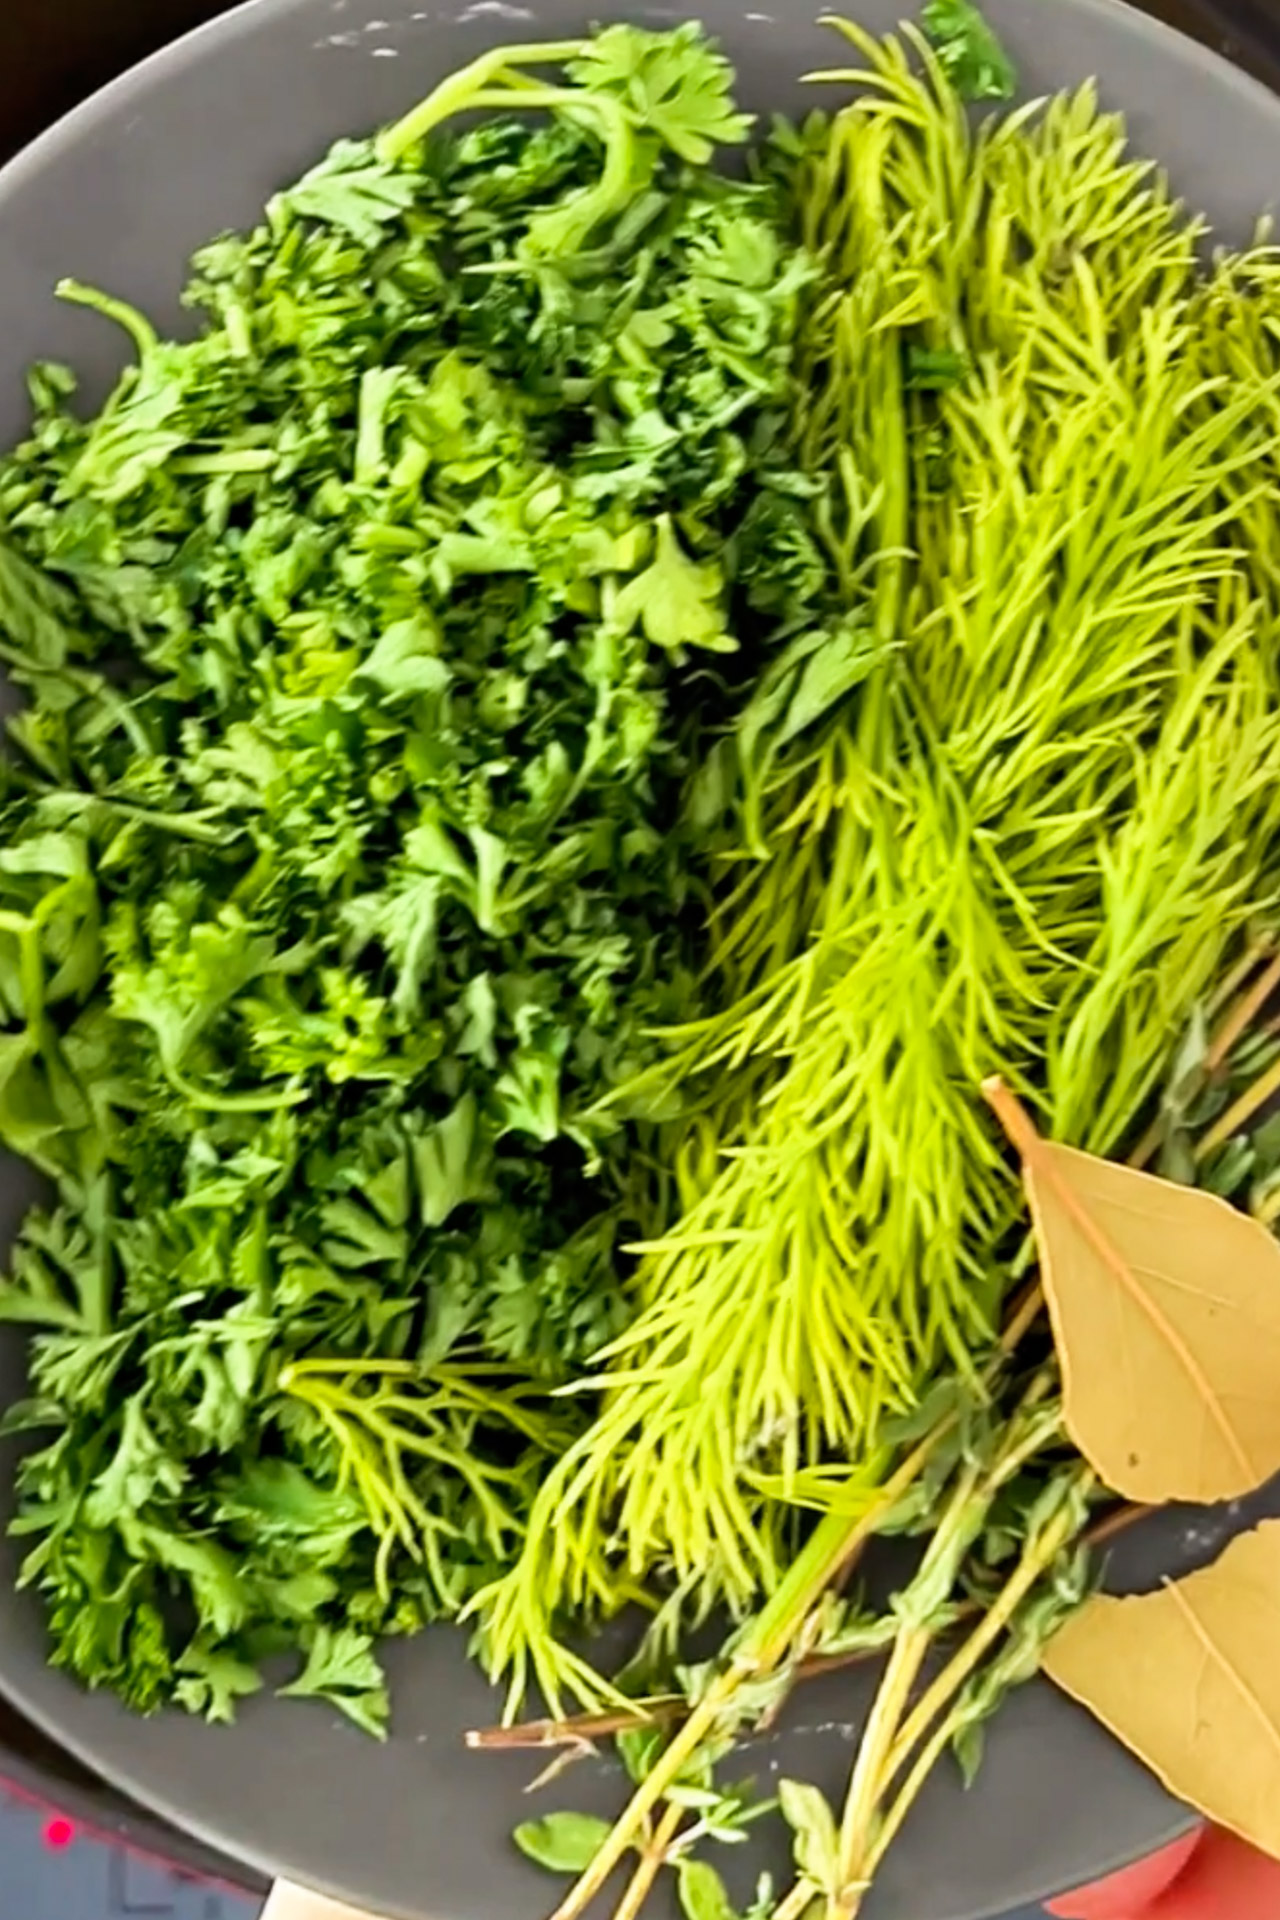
[0,28,830,1723]
[476,19,1280,1714]
[0,15,1279,1876]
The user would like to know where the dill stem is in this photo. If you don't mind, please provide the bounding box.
[609,1803,684,1920]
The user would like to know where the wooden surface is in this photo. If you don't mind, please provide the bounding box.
[263,1885,383,1920]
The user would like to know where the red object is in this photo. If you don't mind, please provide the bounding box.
[0,1765,250,1898]
[1047,1825,1280,1919]
[1046,1832,1201,1919]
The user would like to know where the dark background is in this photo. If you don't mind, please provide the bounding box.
[1,0,1280,164]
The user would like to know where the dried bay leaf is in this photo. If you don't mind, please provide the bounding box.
[983,1078,1280,1503]
[1044,1522,1280,1860]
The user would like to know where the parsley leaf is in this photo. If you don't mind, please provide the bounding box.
[279,1625,390,1739]
[173,1641,264,1725]
[614,517,737,655]
[922,0,1017,100]
[568,24,754,164]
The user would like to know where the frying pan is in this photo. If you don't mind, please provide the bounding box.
[0,1,1277,1914]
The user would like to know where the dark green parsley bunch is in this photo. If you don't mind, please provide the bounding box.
[0,28,832,1725]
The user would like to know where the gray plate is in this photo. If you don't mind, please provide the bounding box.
[0,0,1277,1914]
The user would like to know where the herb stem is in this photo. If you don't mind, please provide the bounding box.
[609,1803,684,1920]
[773,1878,821,1920]
[467,1708,669,1750]
[544,1435,946,1920]
[469,1486,1121,1760]
[829,1385,1066,1915]
[545,1679,732,1920]
[279,1358,417,1383]
[377,43,589,159]
[471,1282,1050,1758]
[883,1475,1091,1782]
[1195,1047,1280,1159]
[56,278,159,356]
[35,790,230,844]
[1082,1500,1150,1549]
[830,1626,930,1919]
[866,1492,1089,1882]
[1128,941,1280,1168]
[1207,934,1274,1021]
[997,1280,1045,1354]
[828,1449,992,1920]
[1204,948,1280,1075]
